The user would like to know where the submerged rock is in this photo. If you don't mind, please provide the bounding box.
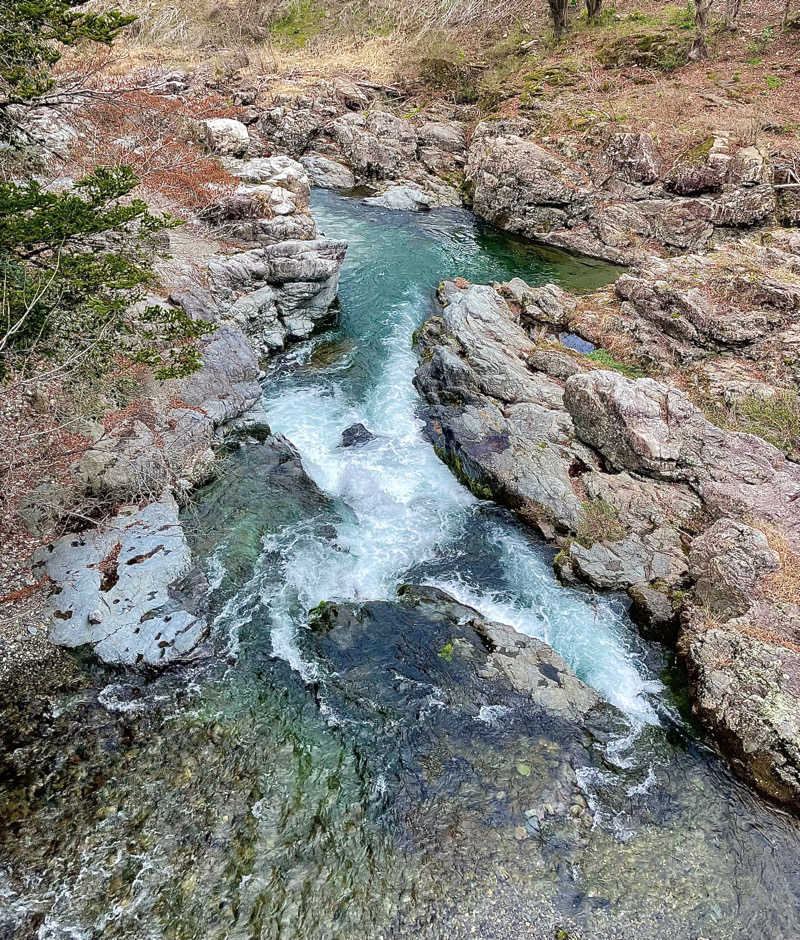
[307,584,605,721]
[32,492,209,667]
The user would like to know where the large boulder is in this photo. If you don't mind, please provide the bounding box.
[689,519,780,619]
[208,239,347,353]
[563,370,800,544]
[605,132,661,184]
[414,282,592,536]
[664,137,731,195]
[328,110,417,180]
[680,603,800,811]
[466,127,592,237]
[202,117,249,157]
[32,493,209,667]
[300,153,356,189]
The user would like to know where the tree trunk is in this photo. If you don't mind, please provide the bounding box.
[724,0,741,29]
[586,0,603,21]
[548,0,569,36]
[690,0,713,59]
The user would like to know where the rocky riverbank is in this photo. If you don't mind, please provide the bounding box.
[412,263,800,811]
[220,68,800,814]
[3,140,346,693]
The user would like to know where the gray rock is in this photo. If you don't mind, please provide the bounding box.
[300,153,356,189]
[224,155,311,199]
[689,518,780,620]
[414,282,591,535]
[32,492,209,666]
[208,239,347,353]
[664,137,730,195]
[329,110,417,180]
[564,370,800,543]
[711,185,776,228]
[628,582,679,642]
[17,482,75,537]
[340,422,374,447]
[75,325,261,500]
[202,118,249,157]
[417,120,467,154]
[568,525,688,590]
[680,602,800,811]
[362,181,460,211]
[605,132,661,184]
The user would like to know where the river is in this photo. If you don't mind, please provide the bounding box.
[2,190,799,939]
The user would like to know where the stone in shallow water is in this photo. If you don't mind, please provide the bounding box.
[340,422,374,447]
[306,584,603,721]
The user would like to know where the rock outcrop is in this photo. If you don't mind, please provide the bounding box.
[34,434,325,670]
[237,81,790,258]
[206,237,347,355]
[680,602,800,812]
[206,155,318,244]
[308,584,604,721]
[75,324,262,501]
[414,273,800,809]
[465,123,785,262]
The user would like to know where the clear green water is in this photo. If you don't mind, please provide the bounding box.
[2,193,800,940]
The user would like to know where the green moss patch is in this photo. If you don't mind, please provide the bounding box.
[270,0,326,49]
[585,348,645,378]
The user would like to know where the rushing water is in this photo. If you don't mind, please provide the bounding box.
[3,191,800,940]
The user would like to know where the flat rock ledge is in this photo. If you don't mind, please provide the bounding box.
[33,492,209,667]
[414,274,800,811]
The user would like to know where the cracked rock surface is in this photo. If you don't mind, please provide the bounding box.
[33,492,209,666]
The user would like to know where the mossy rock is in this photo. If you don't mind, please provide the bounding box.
[308,600,339,632]
[525,61,581,88]
[597,28,692,71]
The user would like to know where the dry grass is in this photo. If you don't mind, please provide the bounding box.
[71,0,799,175]
[761,525,800,606]
[69,86,240,213]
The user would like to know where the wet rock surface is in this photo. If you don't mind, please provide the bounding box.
[340,422,374,447]
[307,585,605,721]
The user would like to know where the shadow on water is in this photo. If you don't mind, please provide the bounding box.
[2,191,800,940]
